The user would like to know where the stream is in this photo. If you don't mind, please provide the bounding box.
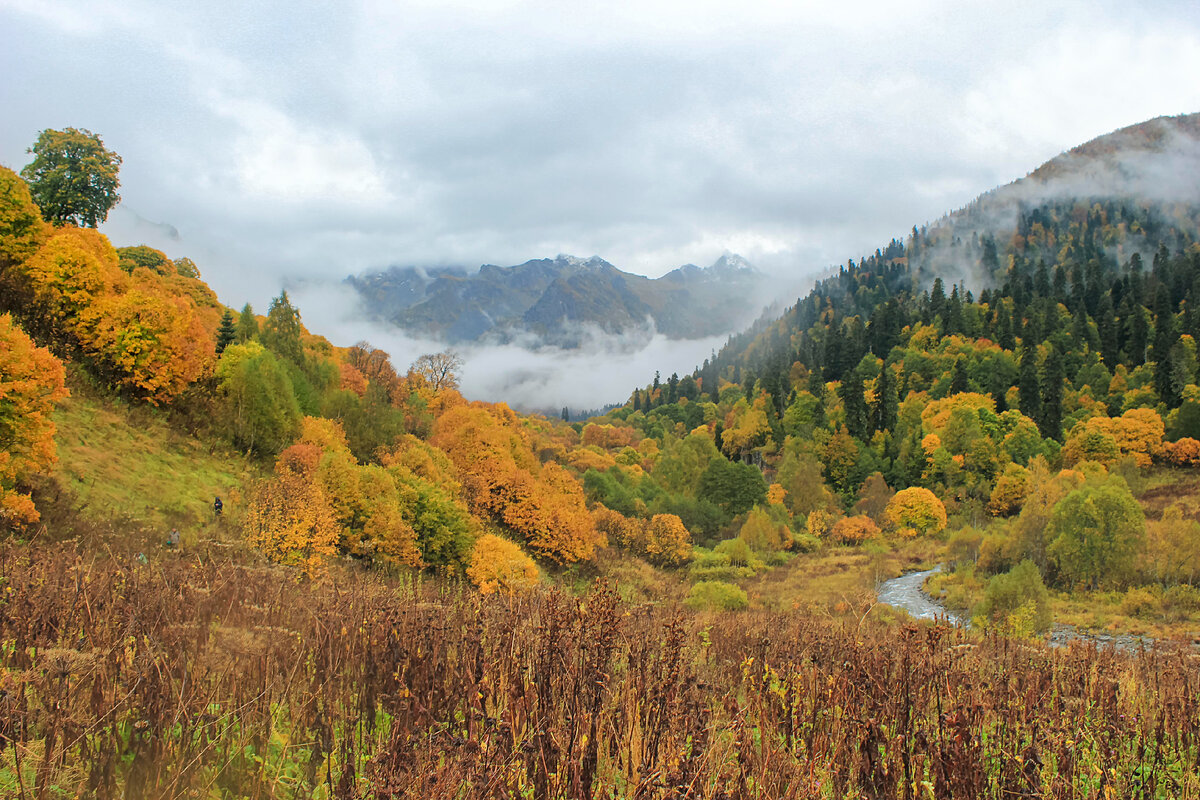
[875,566,1168,652]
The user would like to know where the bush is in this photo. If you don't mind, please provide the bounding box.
[1120,586,1161,620]
[973,560,1051,636]
[1162,584,1200,621]
[714,537,753,567]
[790,531,822,553]
[685,581,749,612]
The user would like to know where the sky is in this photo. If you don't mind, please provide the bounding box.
[2,0,1200,409]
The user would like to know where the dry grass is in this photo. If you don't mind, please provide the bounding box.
[4,539,1194,798]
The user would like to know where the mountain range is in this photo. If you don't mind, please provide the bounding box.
[347,253,773,347]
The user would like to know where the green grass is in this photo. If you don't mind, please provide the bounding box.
[50,390,264,533]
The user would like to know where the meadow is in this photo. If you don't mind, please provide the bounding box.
[2,538,1198,799]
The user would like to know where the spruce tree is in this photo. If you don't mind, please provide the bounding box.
[1153,288,1180,406]
[950,358,969,395]
[215,309,237,355]
[871,364,898,434]
[1039,346,1064,441]
[1019,345,1041,422]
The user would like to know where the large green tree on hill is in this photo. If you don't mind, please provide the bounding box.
[21,128,122,228]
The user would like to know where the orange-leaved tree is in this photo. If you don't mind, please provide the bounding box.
[0,314,68,524]
[433,402,599,563]
[830,515,881,545]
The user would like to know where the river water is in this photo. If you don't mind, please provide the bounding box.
[875,566,1169,651]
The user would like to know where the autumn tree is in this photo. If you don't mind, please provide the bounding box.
[738,506,790,551]
[830,514,881,545]
[0,314,68,524]
[10,225,124,340]
[243,443,339,572]
[1141,504,1200,585]
[21,128,122,227]
[77,286,214,404]
[0,166,47,270]
[412,351,463,391]
[884,487,948,538]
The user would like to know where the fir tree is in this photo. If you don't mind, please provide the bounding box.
[215,309,237,355]
[1039,346,1065,441]
[871,364,898,435]
[1019,345,1041,422]
[950,358,969,395]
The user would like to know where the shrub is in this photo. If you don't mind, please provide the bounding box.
[1120,586,1161,620]
[714,537,753,567]
[829,515,880,545]
[973,560,1051,636]
[467,534,539,595]
[684,581,749,611]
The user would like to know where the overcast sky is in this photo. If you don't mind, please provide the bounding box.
[3,0,1199,408]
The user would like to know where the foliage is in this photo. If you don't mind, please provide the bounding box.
[738,506,790,551]
[987,463,1029,516]
[261,290,305,364]
[467,533,539,594]
[0,314,68,523]
[830,514,881,545]
[0,165,47,266]
[243,443,339,571]
[215,342,301,456]
[884,487,947,538]
[21,127,121,227]
[973,559,1052,636]
[1141,504,1200,585]
[1046,480,1146,589]
[684,580,749,611]
[697,456,767,518]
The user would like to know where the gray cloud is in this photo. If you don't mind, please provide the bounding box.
[2,0,1199,405]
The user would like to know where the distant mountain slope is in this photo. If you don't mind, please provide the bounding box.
[347,253,770,347]
[668,112,1200,399]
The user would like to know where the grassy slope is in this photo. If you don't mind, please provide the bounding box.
[50,388,263,533]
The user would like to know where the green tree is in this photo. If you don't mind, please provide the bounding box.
[236,303,259,343]
[974,559,1052,635]
[216,343,301,456]
[21,128,121,227]
[698,457,767,519]
[1046,481,1145,589]
[215,309,237,355]
[261,290,304,364]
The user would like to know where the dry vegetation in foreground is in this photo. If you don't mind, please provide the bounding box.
[2,540,1200,799]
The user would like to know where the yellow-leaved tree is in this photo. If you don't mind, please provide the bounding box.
[0,314,68,524]
[884,487,948,538]
[243,442,339,572]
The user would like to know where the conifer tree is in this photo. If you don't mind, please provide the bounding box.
[215,309,237,355]
[871,363,898,434]
[950,358,969,395]
[1039,346,1064,441]
[1019,345,1041,422]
